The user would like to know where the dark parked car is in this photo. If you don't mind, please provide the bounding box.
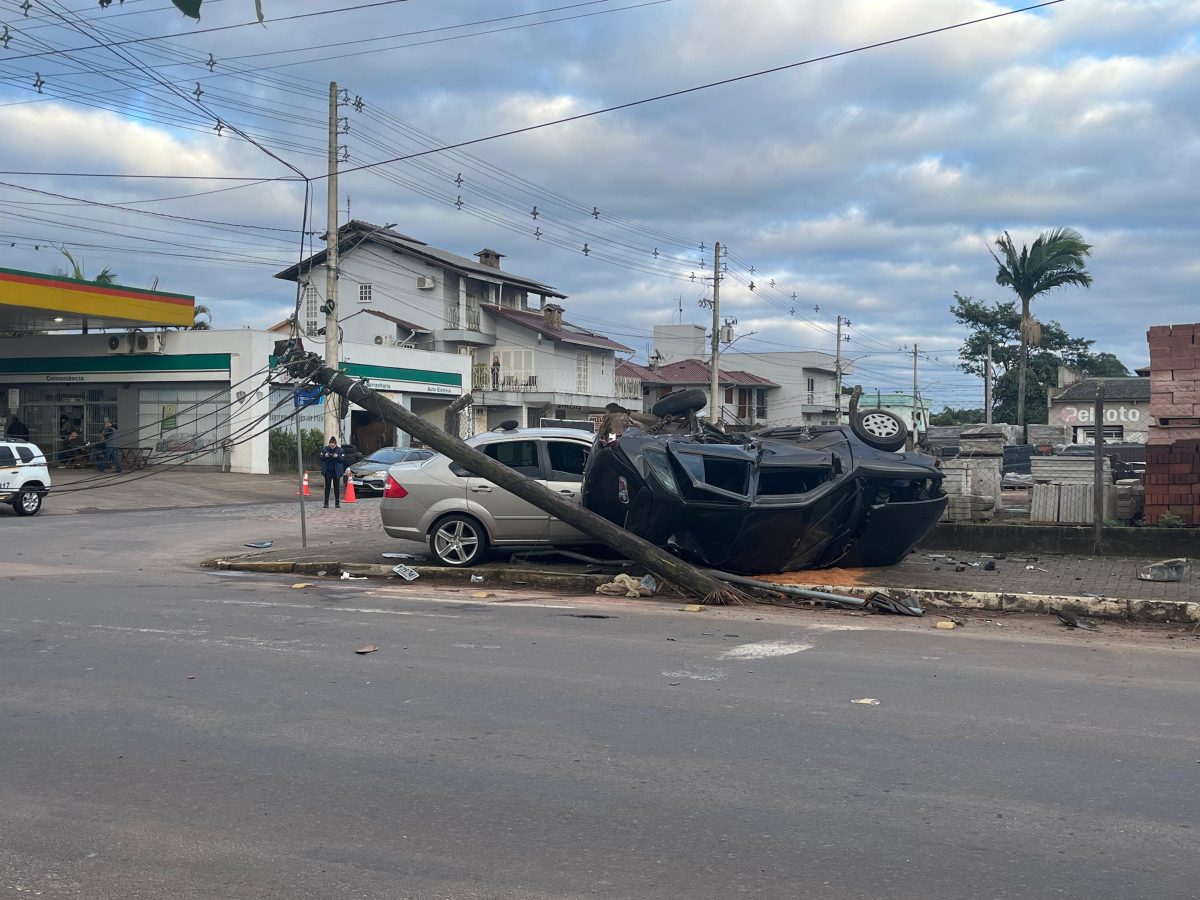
[348,446,434,494]
[581,391,947,574]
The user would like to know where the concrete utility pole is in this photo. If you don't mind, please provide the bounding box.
[834,315,844,424]
[323,80,342,442]
[985,342,993,425]
[279,353,744,604]
[708,242,721,425]
[912,343,919,436]
[1093,383,1105,555]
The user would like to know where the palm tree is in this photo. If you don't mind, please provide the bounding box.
[51,248,118,286]
[191,304,213,330]
[989,228,1093,427]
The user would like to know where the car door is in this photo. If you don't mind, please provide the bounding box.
[542,438,592,543]
[464,438,550,542]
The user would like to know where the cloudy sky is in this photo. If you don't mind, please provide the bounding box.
[1,0,1196,411]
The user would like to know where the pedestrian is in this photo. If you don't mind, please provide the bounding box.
[5,415,29,440]
[96,417,123,473]
[320,436,345,508]
[491,355,501,390]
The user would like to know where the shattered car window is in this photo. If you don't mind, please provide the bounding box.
[757,467,832,496]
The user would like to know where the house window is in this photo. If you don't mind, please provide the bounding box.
[806,377,815,405]
[576,351,591,394]
[303,284,320,337]
[755,388,767,420]
[724,387,734,404]
[358,283,373,304]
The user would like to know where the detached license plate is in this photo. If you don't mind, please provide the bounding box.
[391,563,420,581]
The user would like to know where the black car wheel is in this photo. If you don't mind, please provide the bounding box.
[851,409,909,452]
[651,388,707,418]
[429,514,488,567]
[13,488,43,516]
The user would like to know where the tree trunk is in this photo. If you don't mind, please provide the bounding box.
[290,359,745,604]
[1016,299,1030,428]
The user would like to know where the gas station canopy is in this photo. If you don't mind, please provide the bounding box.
[0,266,195,331]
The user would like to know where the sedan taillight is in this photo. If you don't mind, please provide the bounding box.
[383,475,408,499]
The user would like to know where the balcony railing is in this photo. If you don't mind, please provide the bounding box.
[614,376,642,401]
[472,364,538,392]
[445,306,482,331]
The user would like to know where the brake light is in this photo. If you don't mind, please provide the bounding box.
[383,475,408,499]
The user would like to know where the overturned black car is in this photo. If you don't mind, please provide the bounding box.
[581,391,946,575]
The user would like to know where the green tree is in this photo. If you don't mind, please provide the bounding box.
[929,406,987,427]
[989,228,1094,426]
[51,248,118,286]
[951,293,1128,424]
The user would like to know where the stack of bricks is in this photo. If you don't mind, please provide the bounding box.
[1144,323,1200,524]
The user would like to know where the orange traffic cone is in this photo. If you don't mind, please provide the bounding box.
[297,472,310,496]
[342,477,356,504]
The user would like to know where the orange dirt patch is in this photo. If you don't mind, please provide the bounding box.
[757,568,874,587]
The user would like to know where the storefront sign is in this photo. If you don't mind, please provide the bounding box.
[162,403,178,430]
[6,388,17,411]
[1060,405,1142,424]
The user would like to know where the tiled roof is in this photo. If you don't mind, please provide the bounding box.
[616,359,668,384]
[486,304,633,353]
[275,221,567,299]
[1052,377,1151,403]
[647,358,779,388]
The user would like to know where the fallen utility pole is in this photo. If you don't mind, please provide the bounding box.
[442,392,473,439]
[281,353,745,604]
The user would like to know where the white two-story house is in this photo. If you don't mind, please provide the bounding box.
[276,221,633,435]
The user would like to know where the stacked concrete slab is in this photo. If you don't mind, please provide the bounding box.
[1145,323,1200,525]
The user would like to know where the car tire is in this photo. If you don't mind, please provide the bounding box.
[429,514,488,567]
[13,488,42,516]
[850,409,909,452]
[651,388,707,418]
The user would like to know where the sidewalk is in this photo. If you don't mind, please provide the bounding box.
[40,468,307,514]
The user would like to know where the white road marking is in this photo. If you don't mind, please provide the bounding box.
[720,640,813,660]
[662,668,728,682]
[190,597,461,618]
[802,623,868,632]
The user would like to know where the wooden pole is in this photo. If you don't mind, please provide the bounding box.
[285,355,745,603]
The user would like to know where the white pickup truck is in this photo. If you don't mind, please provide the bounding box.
[0,439,52,516]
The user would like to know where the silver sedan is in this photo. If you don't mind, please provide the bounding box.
[379,427,596,566]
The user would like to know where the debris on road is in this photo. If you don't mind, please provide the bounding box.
[1136,558,1189,582]
[244,541,273,549]
[597,573,656,597]
[851,698,880,705]
[355,644,379,654]
[984,561,997,571]
[391,563,420,581]
[291,583,312,589]
[382,552,417,560]
[1055,608,1098,631]
[935,621,957,630]
[340,571,367,580]
[683,604,705,612]
[470,574,484,583]
[866,591,924,617]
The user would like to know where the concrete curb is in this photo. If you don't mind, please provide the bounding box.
[202,555,1198,623]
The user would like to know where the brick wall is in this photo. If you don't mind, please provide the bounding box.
[1145,323,1200,524]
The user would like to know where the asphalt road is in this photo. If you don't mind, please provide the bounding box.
[3,505,1198,899]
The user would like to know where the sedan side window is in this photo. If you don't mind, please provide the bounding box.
[545,440,589,482]
[0,446,15,467]
[482,439,542,477]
